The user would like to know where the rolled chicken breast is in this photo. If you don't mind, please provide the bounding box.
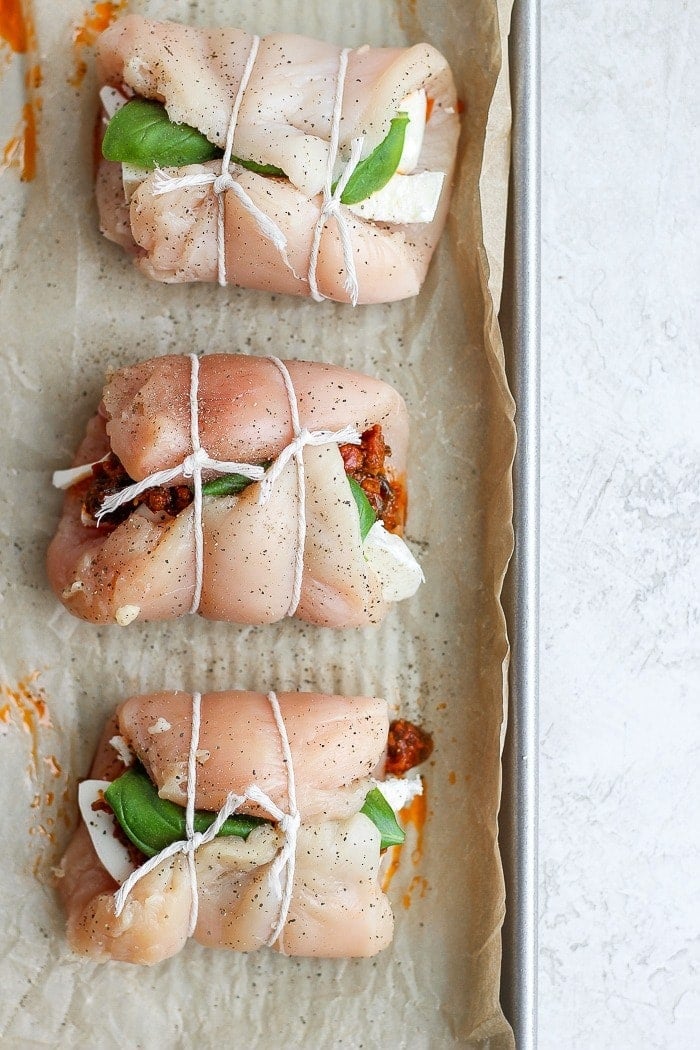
[47,354,423,627]
[58,689,431,963]
[95,16,460,303]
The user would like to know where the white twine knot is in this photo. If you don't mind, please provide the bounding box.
[213,172,235,195]
[279,811,302,838]
[180,447,211,477]
[95,449,263,523]
[259,423,360,507]
[113,690,299,948]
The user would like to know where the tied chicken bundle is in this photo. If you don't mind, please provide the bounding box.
[58,689,432,963]
[96,15,460,304]
[47,353,423,626]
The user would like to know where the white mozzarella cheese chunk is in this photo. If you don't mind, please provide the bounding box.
[363,521,424,602]
[148,717,172,735]
[122,162,150,201]
[376,775,423,812]
[78,780,136,885]
[109,735,134,767]
[99,86,127,119]
[397,89,427,174]
[348,170,445,225]
[52,454,109,490]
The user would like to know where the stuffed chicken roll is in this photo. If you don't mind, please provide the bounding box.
[95,16,460,304]
[47,354,423,627]
[57,689,432,964]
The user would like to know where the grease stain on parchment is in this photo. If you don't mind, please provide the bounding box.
[395,0,418,36]
[403,790,427,863]
[0,672,70,879]
[0,0,40,182]
[380,785,429,904]
[0,670,51,774]
[402,874,429,908]
[69,1,128,87]
[381,844,402,892]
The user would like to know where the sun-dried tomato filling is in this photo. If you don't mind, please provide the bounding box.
[79,423,405,533]
[81,454,194,527]
[339,424,406,534]
[385,719,434,776]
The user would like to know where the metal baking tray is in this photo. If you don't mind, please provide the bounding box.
[499,0,540,1045]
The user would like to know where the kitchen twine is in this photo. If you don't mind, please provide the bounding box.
[113,690,301,946]
[95,353,361,617]
[150,38,363,304]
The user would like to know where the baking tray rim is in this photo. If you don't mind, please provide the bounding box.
[498,0,541,1045]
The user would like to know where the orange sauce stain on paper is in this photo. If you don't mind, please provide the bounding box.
[0,0,41,181]
[0,0,29,53]
[25,59,40,87]
[402,791,427,866]
[44,753,62,777]
[1,672,69,878]
[396,0,418,33]
[380,788,429,898]
[402,874,429,909]
[380,845,402,893]
[2,100,37,180]
[0,671,52,777]
[69,1,128,87]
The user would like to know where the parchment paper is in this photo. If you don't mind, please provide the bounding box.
[0,1,516,1046]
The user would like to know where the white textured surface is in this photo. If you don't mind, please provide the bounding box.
[541,1,699,1047]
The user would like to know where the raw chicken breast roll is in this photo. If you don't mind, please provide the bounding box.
[95,16,460,304]
[47,354,423,627]
[58,689,432,963]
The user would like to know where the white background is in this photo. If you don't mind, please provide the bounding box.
[540,1,699,1046]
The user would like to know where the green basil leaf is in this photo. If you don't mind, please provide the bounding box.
[230,155,284,177]
[348,476,377,542]
[201,460,271,499]
[102,99,285,177]
[102,99,221,168]
[339,113,410,206]
[201,474,256,498]
[360,787,405,850]
[103,769,404,859]
[104,767,267,858]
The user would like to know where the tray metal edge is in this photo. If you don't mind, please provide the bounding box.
[499,0,541,1045]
